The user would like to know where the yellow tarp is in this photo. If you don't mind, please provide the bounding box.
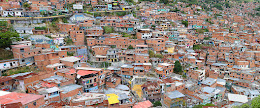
[132,85,142,98]
[167,47,174,54]
[106,94,119,104]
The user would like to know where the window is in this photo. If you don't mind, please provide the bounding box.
[33,102,37,106]
[20,48,24,52]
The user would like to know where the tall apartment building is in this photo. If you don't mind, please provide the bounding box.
[70,30,85,46]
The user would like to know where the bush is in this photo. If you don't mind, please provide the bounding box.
[101,62,111,68]
[204,37,211,40]
[153,101,162,107]
[2,73,8,76]
[127,45,134,49]
[65,37,74,45]
[7,66,35,75]
[159,0,169,4]
[170,8,180,12]
[62,18,68,23]
[111,45,116,48]
[155,54,163,58]
[122,33,131,37]
[193,103,215,108]
[35,27,47,30]
[0,48,13,60]
[148,50,155,57]
[116,12,127,16]
[214,4,223,10]
[103,26,114,33]
[193,44,201,50]
[67,52,75,56]
[182,20,188,27]
[140,0,156,2]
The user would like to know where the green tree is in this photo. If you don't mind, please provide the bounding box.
[170,8,180,12]
[225,1,231,8]
[148,50,155,58]
[153,101,162,107]
[251,95,260,108]
[256,6,260,11]
[122,33,131,37]
[65,37,74,45]
[127,45,134,49]
[151,25,156,30]
[23,3,31,10]
[182,20,188,27]
[256,12,260,16]
[193,44,201,50]
[155,54,163,58]
[214,4,223,10]
[115,12,127,16]
[193,103,215,108]
[62,18,69,23]
[0,31,20,48]
[94,12,102,17]
[204,37,211,40]
[103,26,114,33]
[160,0,169,4]
[174,60,182,74]
[0,21,13,32]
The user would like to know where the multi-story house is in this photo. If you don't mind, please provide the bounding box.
[12,45,42,66]
[163,90,185,108]
[141,81,161,102]
[76,67,105,92]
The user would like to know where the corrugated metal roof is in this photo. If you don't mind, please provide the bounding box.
[166,90,185,99]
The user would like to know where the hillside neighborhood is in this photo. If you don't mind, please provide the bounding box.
[0,0,260,108]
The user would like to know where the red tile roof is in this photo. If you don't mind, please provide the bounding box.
[77,70,98,76]
[0,91,44,105]
[41,82,56,88]
[133,100,152,108]
[66,69,76,74]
